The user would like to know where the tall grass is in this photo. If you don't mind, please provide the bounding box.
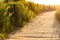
[0,2,14,39]
[11,1,35,27]
[0,1,35,39]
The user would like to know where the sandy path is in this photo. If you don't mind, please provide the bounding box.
[6,11,60,40]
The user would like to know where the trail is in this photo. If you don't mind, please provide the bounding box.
[6,11,60,40]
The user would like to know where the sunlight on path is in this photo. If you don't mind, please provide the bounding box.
[6,11,60,40]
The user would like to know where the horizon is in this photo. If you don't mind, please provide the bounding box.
[26,0,60,5]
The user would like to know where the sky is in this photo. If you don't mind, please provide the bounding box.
[26,0,60,5]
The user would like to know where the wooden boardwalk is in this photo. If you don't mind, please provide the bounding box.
[6,11,60,40]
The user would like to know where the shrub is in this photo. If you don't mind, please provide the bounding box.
[0,1,35,39]
[55,9,60,21]
[0,2,14,39]
[11,1,35,27]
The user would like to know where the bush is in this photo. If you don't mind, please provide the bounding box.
[0,2,14,39]
[0,1,36,39]
[11,1,35,27]
[55,9,60,21]
[29,2,55,14]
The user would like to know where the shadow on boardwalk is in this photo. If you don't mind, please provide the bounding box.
[6,26,23,38]
[51,16,60,40]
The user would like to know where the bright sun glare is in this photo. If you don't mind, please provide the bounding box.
[26,0,60,5]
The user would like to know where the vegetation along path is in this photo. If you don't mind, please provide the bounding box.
[6,11,60,40]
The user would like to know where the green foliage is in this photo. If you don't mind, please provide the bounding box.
[0,1,35,39]
[29,2,55,14]
[0,34,5,40]
[0,2,14,39]
[11,1,35,27]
